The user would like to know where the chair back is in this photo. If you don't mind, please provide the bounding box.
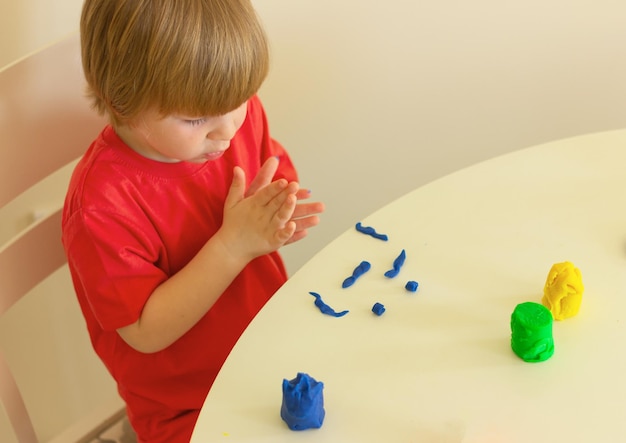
[0,34,125,443]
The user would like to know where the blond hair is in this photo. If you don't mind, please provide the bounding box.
[80,0,269,126]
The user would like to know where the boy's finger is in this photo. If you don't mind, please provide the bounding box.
[246,157,279,197]
[224,166,246,209]
[291,201,325,219]
[274,193,297,223]
[256,179,298,207]
[295,189,312,200]
[275,220,297,244]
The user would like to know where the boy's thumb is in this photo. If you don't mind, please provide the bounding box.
[225,166,246,208]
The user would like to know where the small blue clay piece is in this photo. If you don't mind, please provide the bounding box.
[372,302,386,316]
[384,249,406,278]
[355,222,389,241]
[281,372,325,431]
[405,280,419,292]
[342,260,371,288]
[309,292,349,317]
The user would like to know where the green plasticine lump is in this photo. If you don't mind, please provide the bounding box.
[510,302,554,363]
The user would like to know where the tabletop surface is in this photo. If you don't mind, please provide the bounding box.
[191,130,626,443]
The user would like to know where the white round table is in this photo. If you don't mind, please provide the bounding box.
[191,130,626,442]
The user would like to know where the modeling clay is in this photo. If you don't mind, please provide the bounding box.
[309,292,349,317]
[510,302,554,363]
[541,261,584,320]
[405,280,419,292]
[384,249,406,278]
[372,302,386,316]
[342,261,371,288]
[355,222,389,241]
[281,372,325,431]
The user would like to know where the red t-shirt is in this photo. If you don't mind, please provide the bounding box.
[62,96,297,442]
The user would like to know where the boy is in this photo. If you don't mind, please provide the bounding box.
[62,1,325,441]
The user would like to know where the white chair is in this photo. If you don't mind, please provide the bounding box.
[0,34,130,443]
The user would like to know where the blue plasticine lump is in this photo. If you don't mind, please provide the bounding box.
[355,222,389,241]
[405,280,419,292]
[384,249,406,278]
[342,260,371,288]
[309,292,349,317]
[372,302,386,316]
[281,372,325,431]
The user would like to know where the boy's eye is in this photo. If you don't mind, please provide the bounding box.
[186,118,206,127]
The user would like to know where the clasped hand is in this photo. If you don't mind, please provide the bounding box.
[219,157,324,263]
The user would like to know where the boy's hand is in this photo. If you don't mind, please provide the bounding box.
[218,164,298,263]
[240,156,325,246]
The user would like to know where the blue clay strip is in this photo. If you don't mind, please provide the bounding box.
[309,292,349,317]
[384,249,406,278]
[355,222,389,241]
[342,260,371,288]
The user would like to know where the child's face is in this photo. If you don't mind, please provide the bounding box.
[119,101,248,163]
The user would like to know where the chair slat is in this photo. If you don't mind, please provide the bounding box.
[0,350,38,443]
[0,34,106,208]
[0,210,66,317]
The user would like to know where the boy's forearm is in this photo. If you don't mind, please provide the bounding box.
[116,232,249,353]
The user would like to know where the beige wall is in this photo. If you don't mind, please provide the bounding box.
[0,0,83,67]
[254,1,626,273]
[3,1,626,273]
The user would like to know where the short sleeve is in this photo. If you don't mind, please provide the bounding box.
[63,208,168,331]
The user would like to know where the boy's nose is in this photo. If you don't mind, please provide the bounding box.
[207,116,237,141]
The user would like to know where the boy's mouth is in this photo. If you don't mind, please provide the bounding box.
[203,150,225,161]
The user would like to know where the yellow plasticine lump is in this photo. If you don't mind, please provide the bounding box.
[541,261,584,320]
